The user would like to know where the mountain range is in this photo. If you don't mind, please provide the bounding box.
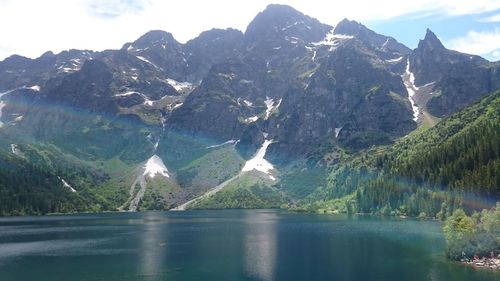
[0,4,498,215]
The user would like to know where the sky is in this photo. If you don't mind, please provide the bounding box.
[0,0,500,61]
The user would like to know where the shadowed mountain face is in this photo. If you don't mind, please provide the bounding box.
[410,29,500,117]
[0,4,498,214]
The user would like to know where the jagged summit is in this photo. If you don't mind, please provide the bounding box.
[122,30,179,50]
[0,54,31,66]
[418,28,446,51]
[39,51,56,58]
[188,28,243,42]
[246,3,306,32]
[245,3,331,44]
[334,18,365,33]
[334,17,411,54]
[262,3,299,13]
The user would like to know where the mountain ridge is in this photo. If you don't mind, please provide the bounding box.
[0,4,498,215]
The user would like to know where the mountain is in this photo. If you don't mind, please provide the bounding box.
[409,29,500,118]
[334,18,411,56]
[0,4,498,215]
[303,91,500,216]
[0,50,95,93]
[184,28,244,82]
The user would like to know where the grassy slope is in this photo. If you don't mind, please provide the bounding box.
[189,170,286,209]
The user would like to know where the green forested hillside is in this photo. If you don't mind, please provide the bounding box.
[305,91,500,218]
[0,143,109,215]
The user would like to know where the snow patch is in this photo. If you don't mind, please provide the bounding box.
[420,81,436,88]
[281,21,303,31]
[136,56,161,70]
[381,38,390,49]
[115,91,144,97]
[264,97,282,120]
[10,144,24,157]
[335,127,343,138]
[403,59,420,122]
[58,177,76,193]
[332,34,354,39]
[114,91,154,106]
[385,56,403,63]
[243,100,253,107]
[173,102,183,109]
[245,116,259,123]
[217,73,236,80]
[28,85,40,92]
[0,101,5,128]
[312,28,353,47]
[57,64,79,73]
[206,139,238,149]
[143,155,169,178]
[286,36,300,44]
[166,78,194,92]
[242,139,275,180]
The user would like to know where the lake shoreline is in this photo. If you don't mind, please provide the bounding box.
[460,258,500,271]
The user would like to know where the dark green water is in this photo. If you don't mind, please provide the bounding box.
[0,210,498,281]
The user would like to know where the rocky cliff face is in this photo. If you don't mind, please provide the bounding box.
[273,41,414,155]
[184,28,244,82]
[409,29,500,117]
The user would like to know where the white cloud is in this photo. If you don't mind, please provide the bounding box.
[85,0,151,19]
[445,28,500,59]
[433,0,500,15]
[479,13,500,22]
[1,0,500,60]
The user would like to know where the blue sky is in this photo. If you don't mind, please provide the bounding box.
[368,9,500,60]
[0,0,499,61]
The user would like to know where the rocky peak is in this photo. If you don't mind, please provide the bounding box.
[189,28,243,43]
[418,29,445,52]
[79,59,110,77]
[245,4,330,44]
[121,30,186,81]
[334,18,410,55]
[252,4,305,24]
[334,18,365,34]
[37,51,55,59]
[0,54,32,69]
[184,28,244,82]
[123,30,179,51]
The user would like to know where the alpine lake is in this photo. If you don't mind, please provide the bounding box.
[0,210,498,281]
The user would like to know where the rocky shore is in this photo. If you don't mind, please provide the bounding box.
[461,257,500,270]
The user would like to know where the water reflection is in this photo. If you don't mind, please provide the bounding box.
[243,211,278,281]
[138,212,168,278]
[2,211,497,281]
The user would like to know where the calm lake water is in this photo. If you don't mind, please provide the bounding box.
[0,210,498,281]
